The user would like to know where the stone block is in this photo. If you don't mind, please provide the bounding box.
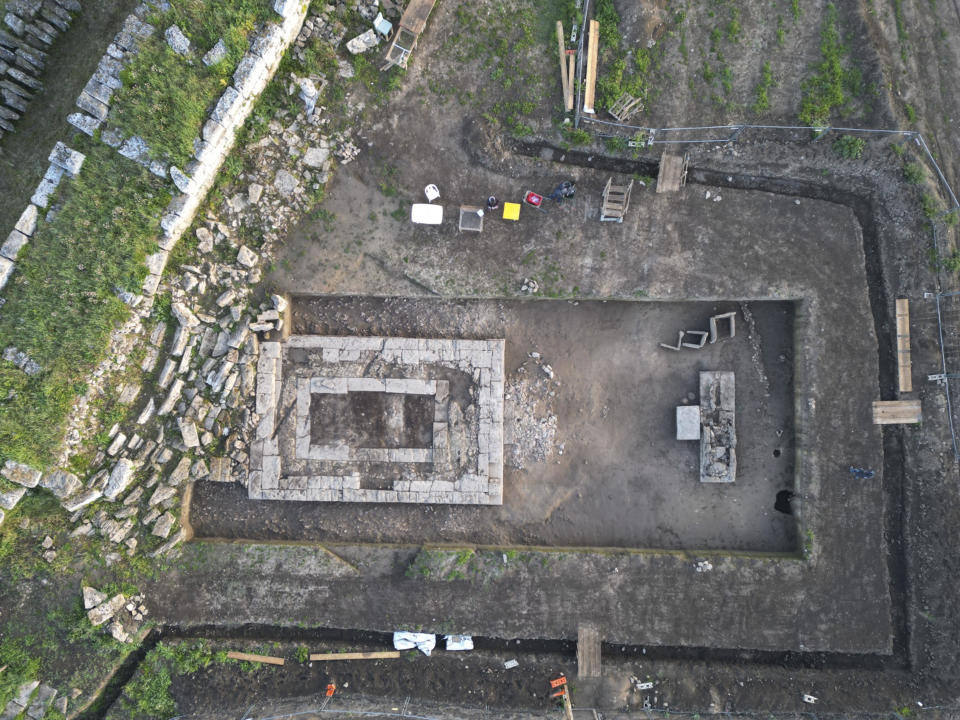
[202,37,227,66]
[210,85,239,124]
[2,459,41,487]
[76,89,108,120]
[232,53,267,95]
[0,255,13,289]
[87,593,125,626]
[30,164,63,207]
[1,229,28,260]
[164,24,190,54]
[103,458,138,500]
[13,203,37,235]
[61,487,101,512]
[39,469,81,498]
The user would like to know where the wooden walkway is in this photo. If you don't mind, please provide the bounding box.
[577,624,601,678]
[656,152,688,193]
[872,399,922,425]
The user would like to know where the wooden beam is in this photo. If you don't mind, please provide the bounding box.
[583,19,599,113]
[872,399,922,425]
[566,52,576,112]
[226,651,285,665]
[557,21,570,112]
[309,651,403,661]
[896,298,912,393]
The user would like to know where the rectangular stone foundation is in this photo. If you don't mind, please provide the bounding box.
[249,336,505,505]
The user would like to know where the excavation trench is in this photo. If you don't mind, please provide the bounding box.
[82,141,916,718]
[507,137,910,670]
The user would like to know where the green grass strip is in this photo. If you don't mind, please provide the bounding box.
[0,143,170,467]
[110,0,274,167]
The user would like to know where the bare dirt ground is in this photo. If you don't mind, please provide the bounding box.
[193,295,799,552]
[150,0,960,716]
[12,0,953,716]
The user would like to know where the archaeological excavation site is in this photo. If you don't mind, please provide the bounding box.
[0,0,959,718]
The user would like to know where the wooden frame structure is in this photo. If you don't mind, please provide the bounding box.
[600,177,633,222]
[381,0,437,70]
[896,298,912,392]
[608,91,643,122]
[656,152,689,193]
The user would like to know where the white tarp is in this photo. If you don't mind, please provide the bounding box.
[444,634,474,651]
[393,632,436,656]
[411,203,443,225]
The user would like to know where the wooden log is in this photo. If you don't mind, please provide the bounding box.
[566,51,576,112]
[583,19,599,113]
[557,21,570,112]
[896,298,912,393]
[226,651,285,665]
[309,651,403,661]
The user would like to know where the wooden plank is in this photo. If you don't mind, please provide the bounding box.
[557,22,570,112]
[226,651,285,665]
[872,400,922,425]
[400,0,436,35]
[566,49,576,112]
[577,624,601,678]
[583,19,599,113]
[657,153,684,193]
[309,651,402,661]
[896,298,912,393]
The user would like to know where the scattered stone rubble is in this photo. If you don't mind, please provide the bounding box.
[504,352,561,469]
[83,585,148,643]
[0,679,59,720]
[0,0,81,142]
[0,1,370,562]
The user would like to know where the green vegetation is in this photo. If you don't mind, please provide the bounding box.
[0,142,169,466]
[121,641,219,718]
[111,0,274,166]
[921,192,940,219]
[833,134,865,159]
[751,61,775,114]
[799,4,860,126]
[904,162,925,184]
[0,639,40,708]
[563,127,592,145]
[592,2,683,113]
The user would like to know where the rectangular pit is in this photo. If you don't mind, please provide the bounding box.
[198,296,798,552]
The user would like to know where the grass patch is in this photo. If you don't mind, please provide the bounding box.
[833,134,865,159]
[120,641,219,719]
[0,142,169,466]
[904,162,925,184]
[798,3,859,126]
[110,0,274,166]
[0,638,40,708]
[751,61,774,114]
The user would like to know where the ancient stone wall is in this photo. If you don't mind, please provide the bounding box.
[0,0,81,141]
